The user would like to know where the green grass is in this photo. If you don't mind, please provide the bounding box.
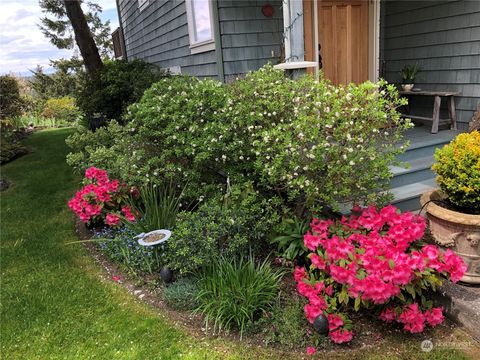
[0,129,477,359]
[0,129,263,359]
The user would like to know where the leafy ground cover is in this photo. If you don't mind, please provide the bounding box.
[1,128,478,359]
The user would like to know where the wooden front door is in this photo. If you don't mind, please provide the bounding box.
[318,0,369,84]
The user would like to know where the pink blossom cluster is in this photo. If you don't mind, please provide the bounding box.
[68,167,135,226]
[380,303,444,333]
[296,205,467,346]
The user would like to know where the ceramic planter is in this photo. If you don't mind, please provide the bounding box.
[420,189,480,284]
[402,84,414,92]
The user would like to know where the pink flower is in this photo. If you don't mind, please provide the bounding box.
[398,303,425,333]
[297,281,316,298]
[304,304,323,324]
[306,347,316,355]
[324,285,334,297]
[294,266,306,282]
[379,307,396,323]
[105,213,121,226]
[329,329,353,344]
[327,313,344,331]
[112,275,121,282]
[443,249,467,283]
[121,206,136,222]
[304,231,321,251]
[310,253,326,270]
[425,307,444,327]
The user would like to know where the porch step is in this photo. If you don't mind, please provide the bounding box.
[390,155,434,188]
[389,127,460,212]
[390,178,437,212]
[396,131,457,162]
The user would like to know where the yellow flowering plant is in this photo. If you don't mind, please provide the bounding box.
[432,131,480,214]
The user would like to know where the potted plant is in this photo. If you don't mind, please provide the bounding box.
[400,64,420,91]
[420,131,480,284]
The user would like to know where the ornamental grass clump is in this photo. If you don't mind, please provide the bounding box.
[432,131,480,214]
[295,205,467,346]
[195,256,283,338]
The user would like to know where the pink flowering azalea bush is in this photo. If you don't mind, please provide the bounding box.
[68,167,135,227]
[295,205,467,345]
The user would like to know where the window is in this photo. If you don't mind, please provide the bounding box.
[185,0,215,54]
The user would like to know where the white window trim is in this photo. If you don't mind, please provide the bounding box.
[185,0,216,54]
[138,0,149,12]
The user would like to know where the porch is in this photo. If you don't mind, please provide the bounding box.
[391,125,459,211]
[275,0,477,210]
[278,0,478,130]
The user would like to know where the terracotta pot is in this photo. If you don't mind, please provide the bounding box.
[420,189,480,284]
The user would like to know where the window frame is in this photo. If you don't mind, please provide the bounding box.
[185,0,216,54]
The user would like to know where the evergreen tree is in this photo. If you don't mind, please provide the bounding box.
[39,0,111,73]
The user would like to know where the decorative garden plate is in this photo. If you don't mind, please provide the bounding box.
[135,229,171,246]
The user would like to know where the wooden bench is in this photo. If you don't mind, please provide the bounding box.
[399,91,460,134]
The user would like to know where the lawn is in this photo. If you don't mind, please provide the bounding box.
[0,128,477,359]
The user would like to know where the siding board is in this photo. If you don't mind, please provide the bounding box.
[381,0,480,127]
[119,0,284,81]
[118,0,216,78]
[218,0,284,77]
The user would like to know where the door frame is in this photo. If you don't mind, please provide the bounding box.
[307,0,380,82]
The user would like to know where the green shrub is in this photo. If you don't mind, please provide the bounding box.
[195,256,283,338]
[258,293,309,349]
[166,184,282,275]
[15,114,65,128]
[123,65,409,212]
[0,139,28,164]
[163,277,199,311]
[41,97,80,123]
[65,120,129,177]
[0,75,24,121]
[76,59,166,127]
[432,131,480,214]
[270,217,310,262]
[96,227,165,275]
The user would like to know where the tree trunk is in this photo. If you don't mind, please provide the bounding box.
[63,0,103,74]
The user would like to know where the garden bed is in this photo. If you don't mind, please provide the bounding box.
[75,218,478,358]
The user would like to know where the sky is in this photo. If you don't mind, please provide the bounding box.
[0,0,119,76]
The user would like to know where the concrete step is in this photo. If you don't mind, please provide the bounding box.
[390,155,435,188]
[390,178,437,212]
[435,281,480,341]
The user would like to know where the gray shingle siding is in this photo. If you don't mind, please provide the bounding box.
[118,0,217,78]
[118,0,284,81]
[219,0,283,81]
[381,0,480,129]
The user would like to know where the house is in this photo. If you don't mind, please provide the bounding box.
[114,0,480,210]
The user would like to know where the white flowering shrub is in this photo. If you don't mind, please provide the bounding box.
[240,68,411,210]
[67,65,410,212]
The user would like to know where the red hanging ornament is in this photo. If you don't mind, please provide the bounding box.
[262,4,274,18]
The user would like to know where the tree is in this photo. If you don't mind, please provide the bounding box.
[0,76,24,121]
[29,58,83,111]
[39,0,111,73]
